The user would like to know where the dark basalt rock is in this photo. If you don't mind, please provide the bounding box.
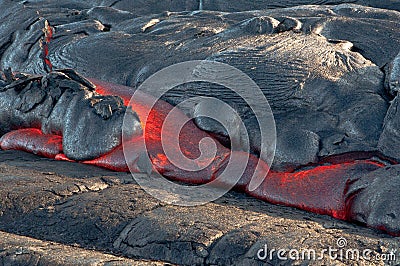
[347,165,400,235]
[16,0,400,16]
[0,69,142,160]
[0,2,399,170]
[378,96,400,160]
[378,52,400,160]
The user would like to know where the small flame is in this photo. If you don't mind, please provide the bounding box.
[40,20,54,72]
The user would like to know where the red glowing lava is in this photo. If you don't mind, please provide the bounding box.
[0,77,394,235]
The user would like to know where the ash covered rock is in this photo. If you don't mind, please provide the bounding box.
[0,69,141,160]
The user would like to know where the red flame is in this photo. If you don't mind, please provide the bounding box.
[40,20,53,72]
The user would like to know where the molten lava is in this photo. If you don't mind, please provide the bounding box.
[0,77,394,235]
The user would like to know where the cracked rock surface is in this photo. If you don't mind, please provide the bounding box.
[0,150,399,265]
[0,230,165,266]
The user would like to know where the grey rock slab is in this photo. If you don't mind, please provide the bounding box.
[0,230,167,266]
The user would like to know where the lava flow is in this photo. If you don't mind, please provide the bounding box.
[0,76,394,236]
[89,78,388,229]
